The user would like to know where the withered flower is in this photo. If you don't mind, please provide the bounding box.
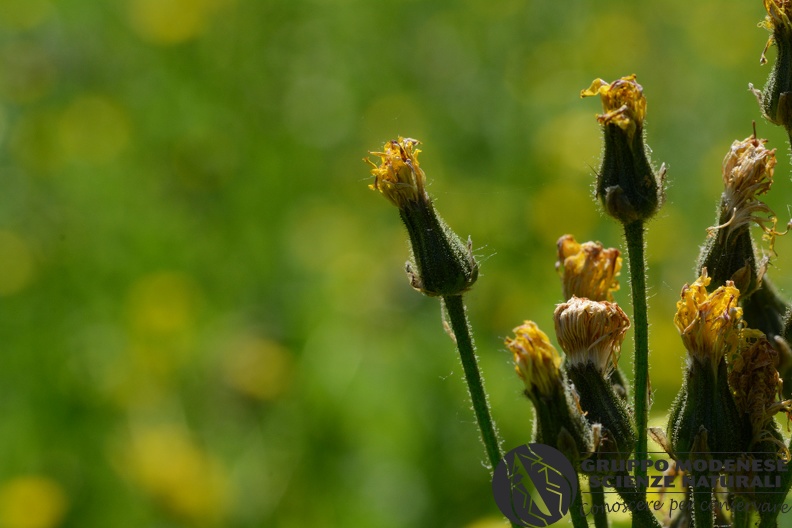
[756,0,792,130]
[554,297,630,375]
[674,271,742,366]
[556,235,622,302]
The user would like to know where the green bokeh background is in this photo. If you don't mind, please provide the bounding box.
[1,0,792,527]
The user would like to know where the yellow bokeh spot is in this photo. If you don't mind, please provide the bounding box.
[529,182,598,246]
[465,517,509,528]
[0,0,54,31]
[121,425,230,522]
[58,96,130,165]
[686,1,755,68]
[126,272,201,338]
[222,336,294,401]
[0,230,35,296]
[127,0,230,45]
[0,476,67,528]
[582,13,648,71]
[533,112,602,180]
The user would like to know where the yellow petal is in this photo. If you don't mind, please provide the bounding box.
[505,321,562,397]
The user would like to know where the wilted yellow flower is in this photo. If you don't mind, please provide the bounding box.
[556,234,621,302]
[505,321,562,397]
[757,0,792,128]
[674,271,742,364]
[366,137,427,208]
[580,74,646,142]
[759,0,792,64]
[729,329,792,455]
[761,0,792,38]
[553,297,630,374]
[709,134,778,242]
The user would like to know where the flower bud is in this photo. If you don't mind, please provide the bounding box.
[366,138,478,297]
[581,75,664,224]
[554,298,635,460]
[668,272,749,459]
[505,321,593,463]
[756,0,792,131]
[556,235,622,302]
[697,134,777,296]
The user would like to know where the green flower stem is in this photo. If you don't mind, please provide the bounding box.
[692,477,713,528]
[442,294,502,469]
[731,495,751,528]
[570,475,590,528]
[758,516,779,528]
[613,471,662,528]
[444,295,520,528]
[756,439,792,528]
[590,480,609,528]
[624,220,649,503]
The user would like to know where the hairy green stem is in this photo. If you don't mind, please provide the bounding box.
[756,440,792,528]
[570,475,590,528]
[692,477,713,528]
[624,220,649,505]
[731,494,752,528]
[613,471,662,528]
[442,295,502,469]
[590,480,609,528]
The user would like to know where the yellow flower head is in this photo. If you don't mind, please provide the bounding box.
[674,271,742,365]
[505,321,563,397]
[729,329,792,457]
[762,0,792,33]
[580,74,646,142]
[365,137,427,208]
[556,234,622,302]
[710,134,778,241]
[760,0,792,65]
[553,297,630,374]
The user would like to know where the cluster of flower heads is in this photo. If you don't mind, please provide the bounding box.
[507,234,792,460]
[506,236,634,461]
[501,84,792,459]
[362,3,792,522]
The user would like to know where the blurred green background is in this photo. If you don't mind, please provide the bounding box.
[1,0,792,527]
